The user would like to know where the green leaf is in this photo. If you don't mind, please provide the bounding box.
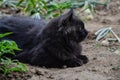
[53,13,59,17]
[0,32,13,38]
[0,58,28,75]
[16,0,24,6]
[0,40,21,57]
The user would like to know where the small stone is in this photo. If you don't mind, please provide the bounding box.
[93,57,97,60]
[86,15,94,20]
[75,78,79,80]
[7,74,13,78]
[110,64,113,66]
[30,69,36,73]
[58,78,65,80]
[92,69,97,72]
[35,70,44,76]
[114,50,120,54]
[119,7,120,9]
[91,67,97,72]
[47,74,54,79]
[26,73,32,78]
[101,40,109,46]
[101,18,111,24]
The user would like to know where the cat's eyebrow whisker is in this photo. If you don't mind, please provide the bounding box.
[65,31,68,34]
[58,27,63,31]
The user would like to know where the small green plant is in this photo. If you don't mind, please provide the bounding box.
[0,58,28,75]
[0,0,18,9]
[70,0,110,13]
[16,0,71,19]
[0,33,28,75]
[95,27,120,43]
[0,39,21,58]
[46,1,71,19]
[0,0,110,20]
[17,0,48,16]
[95,27,111,41]
[0,32,13,38]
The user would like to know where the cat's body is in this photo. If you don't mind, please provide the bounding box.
[0,9,88,68]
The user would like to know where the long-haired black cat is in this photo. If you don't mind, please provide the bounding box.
[0,9,88,68]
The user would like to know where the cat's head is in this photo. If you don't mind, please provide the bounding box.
[43,9,88,43]
[57,9,88,42]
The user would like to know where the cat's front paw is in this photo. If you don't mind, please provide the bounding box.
[77,55,89,64]
[65,58,83,67]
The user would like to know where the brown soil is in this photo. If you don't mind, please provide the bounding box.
[0,0,120,80]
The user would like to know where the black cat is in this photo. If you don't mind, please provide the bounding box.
[0,9,88,68]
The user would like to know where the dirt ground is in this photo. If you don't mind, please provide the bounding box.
[0,0,120,80]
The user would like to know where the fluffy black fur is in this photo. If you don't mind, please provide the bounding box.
[0,9,88,68]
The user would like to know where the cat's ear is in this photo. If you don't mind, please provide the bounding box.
[58,9,74,27]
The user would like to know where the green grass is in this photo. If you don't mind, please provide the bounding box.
[0,0,109,19]
[0,33,28,75]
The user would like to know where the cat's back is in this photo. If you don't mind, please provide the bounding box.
[0,15,46,48]
[0,15,46,33]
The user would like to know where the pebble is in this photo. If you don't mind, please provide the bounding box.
[35,70,44,76]
[93,57,97,60]
[114,50,120,54]
[30,69,36,73]
[101,40,109,46]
